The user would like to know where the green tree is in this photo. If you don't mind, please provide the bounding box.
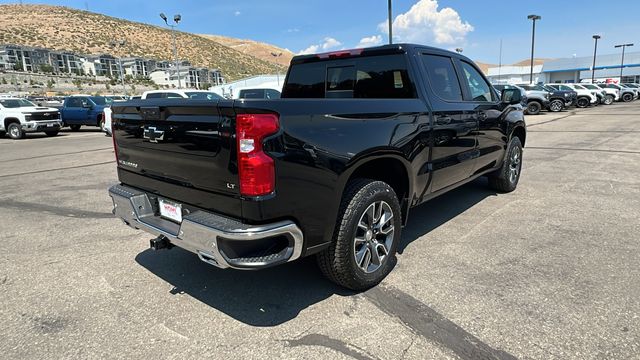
[105,82,111,90]
[39,64,54,73]
[1,78,7,85]
[46,79,55,90]
[13,63,23,72]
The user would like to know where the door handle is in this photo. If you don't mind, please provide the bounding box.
[435,116,452,125]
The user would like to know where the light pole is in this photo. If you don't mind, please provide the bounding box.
[271,52,283,86]
[109,40,127,95]
[591,35,601,83]
[388,0,393,44]
[160,12,182,88]
[527,14,541,84]
[614,43,634,83]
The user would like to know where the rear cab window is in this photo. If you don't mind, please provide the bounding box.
[420,54,463,102]
[282,54,416,99]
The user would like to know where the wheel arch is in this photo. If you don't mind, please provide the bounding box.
[510,125,526,147]
[338,153,413,224]
[4,117,21,129]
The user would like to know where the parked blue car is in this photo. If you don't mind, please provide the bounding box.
[60,96,108,131]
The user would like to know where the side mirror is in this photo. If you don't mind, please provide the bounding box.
[501,88,522,105]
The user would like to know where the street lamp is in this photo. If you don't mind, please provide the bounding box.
[614,43,634,83]
[109,40,127,94]
[455,48,463,54]
[591,35,601,84]
[160,12,182,88]
[388,0,393,44]
[527,14,541,84]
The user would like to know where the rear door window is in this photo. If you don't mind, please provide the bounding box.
[145,92,165,99]
[66,97,83,107]
[421,54,463,101]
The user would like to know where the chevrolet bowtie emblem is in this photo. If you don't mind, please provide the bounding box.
[144,126,165,143]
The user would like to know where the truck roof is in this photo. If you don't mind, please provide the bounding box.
[291,43,463,64]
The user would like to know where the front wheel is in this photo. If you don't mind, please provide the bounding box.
[488,137,523,193]
[548,99,564,112]
[604,95,614,105]
[7,123,25,140]
[69,124,81,131]
[622,93,633,102]
[45,131,59,137]
[316,179,402,290]
[526,101,542,115]
[576,97,590,108]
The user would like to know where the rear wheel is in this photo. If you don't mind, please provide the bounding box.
[316,179,402,290]
[44,131,59,137]
[488,137,523,193]
[604,95,614,105]
[622,93,633,102]
[70,124,81,131]
[576,97,590,108]
[7,123,25,140]
[526,101,542,115]
[549,99,564,112]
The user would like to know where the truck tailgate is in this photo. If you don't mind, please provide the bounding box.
[111,99,241,217]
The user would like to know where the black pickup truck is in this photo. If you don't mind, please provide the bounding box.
[108,44,526,290]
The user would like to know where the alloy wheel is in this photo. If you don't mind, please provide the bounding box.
[9,125,20,138]
[354,201,395,274]
[509,147,522,184]
[550,100,563,112]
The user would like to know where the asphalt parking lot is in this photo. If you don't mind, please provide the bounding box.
[1,103,639,360]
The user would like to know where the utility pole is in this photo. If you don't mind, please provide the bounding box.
[614,43,634,83]
[160,13,182,88]
[527,14,541,84]
[591,35,601,83]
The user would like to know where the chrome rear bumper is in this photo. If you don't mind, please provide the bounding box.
[108,184,303,269]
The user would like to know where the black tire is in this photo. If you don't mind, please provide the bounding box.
[70,124,81,131]
[526,101,542,115]
[316,179,402,291]
[0,131,5,138]
[548,99,564,112]
[576,97,590,108]
[45,131,59,137]
[7,122,25,140]
[622,93,633,102]
[488,137,523,193]
[604,95,614,105]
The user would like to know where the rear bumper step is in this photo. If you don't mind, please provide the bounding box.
[108,184,303,269]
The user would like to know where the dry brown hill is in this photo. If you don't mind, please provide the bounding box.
[513,58,550,66]
[198,35,293,67]
[0,4,286,81]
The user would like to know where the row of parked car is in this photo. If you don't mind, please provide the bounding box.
[0,87,284,139]
[493,82,640,115]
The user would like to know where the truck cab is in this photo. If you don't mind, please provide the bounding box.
[60,95,108,131]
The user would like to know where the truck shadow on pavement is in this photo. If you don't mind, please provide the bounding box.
[135,178,496,327]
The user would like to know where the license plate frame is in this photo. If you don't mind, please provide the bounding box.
[158,198,183,223]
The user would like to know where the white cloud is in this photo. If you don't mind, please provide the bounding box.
[298,37,343,55]
[378,0,473,45]
[234,10,241,16]
[356,35,383,48]
[287,28,300,33]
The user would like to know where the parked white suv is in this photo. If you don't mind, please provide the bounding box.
[581,83,619,103]
[565,84,599,106]
[0,98,63,139]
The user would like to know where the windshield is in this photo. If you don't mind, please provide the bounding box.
[184,92,223,100]
[625,84,639,88]
[542,85,556,92]
[582,84,598,90]
[572,85,586,90]
[90,96,108,105]
[0,98,36,108]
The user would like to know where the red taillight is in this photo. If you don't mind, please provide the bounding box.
[236,113,279,196]
[316,49,363,59]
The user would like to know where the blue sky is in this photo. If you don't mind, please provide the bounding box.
[3,0,639,64]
